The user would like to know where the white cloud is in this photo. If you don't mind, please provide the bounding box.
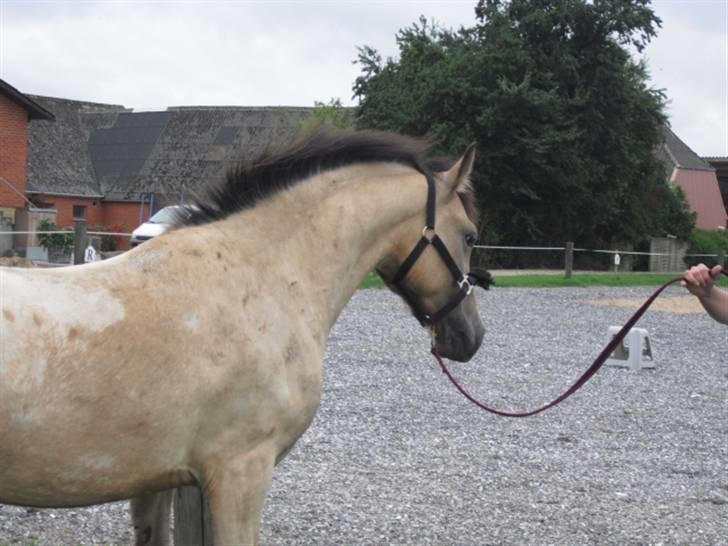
[1,0,725,156]
[0,1,475,108]
[644,0,728,156]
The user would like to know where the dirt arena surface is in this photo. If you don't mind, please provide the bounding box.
[587,295,705,314]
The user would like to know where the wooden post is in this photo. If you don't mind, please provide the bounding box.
[73,219,87,265]
[564,241,574,279]
[173,486,213,545]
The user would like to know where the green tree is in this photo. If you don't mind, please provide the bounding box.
[354,0,694,253]
[300,98,354,131]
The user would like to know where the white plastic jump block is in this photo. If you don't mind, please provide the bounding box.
[606,326,655,370]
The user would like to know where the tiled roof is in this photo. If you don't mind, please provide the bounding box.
[26,98,314,204]
[659,126,715,172]
[99,106,314,203]
[26,95,128,197]
[655,128,726,227]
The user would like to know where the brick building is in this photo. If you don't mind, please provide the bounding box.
[25,94,130,251]
[0,79,54,220]
[25,95,313,252]
[657,127,727,230]
[0,79,313,257]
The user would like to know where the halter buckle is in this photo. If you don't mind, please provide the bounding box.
[421,225,435,241]
[457,276,474,296]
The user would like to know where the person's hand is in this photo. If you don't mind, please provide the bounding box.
[681,263,723,298]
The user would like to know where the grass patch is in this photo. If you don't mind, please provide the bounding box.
[361,272,385,289]
[361,272,728,289]
[494,273,686,288]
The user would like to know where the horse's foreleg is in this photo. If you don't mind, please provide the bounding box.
[205,448,275,546]
[130,489,173,546]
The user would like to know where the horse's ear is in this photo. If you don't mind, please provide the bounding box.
[441,143,476,194]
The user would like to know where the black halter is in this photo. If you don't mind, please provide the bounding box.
[381,174,493,326]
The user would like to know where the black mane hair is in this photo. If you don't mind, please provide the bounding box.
[174,129,454,227]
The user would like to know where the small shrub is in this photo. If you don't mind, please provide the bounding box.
[36,219,73,249]
[299,98,354,131]
[685,229,728,267]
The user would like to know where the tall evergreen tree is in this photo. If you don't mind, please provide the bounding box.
[354,0,694,253]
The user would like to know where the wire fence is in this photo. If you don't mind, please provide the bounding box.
[472,243,725,275]
[11,231,133,237]
[1,222,133,266]
[474,244,721,257]
[2,224,725,273]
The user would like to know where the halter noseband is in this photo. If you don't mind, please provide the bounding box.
[382,173,493,327]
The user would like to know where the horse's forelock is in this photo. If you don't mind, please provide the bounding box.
[457,190,480,227]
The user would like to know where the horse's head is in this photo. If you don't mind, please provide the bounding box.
[379,145,487,362]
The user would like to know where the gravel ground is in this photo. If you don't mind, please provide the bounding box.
[1,286,726,545]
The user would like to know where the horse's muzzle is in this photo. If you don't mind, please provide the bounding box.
[431,294,485,362]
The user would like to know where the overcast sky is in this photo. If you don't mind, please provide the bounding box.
[1,0,726,156]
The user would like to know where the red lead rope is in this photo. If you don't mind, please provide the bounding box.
[431,271,726,417]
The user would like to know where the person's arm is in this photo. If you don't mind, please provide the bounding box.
[681,264,728,325]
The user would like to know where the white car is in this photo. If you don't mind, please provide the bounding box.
[130,205,195,247]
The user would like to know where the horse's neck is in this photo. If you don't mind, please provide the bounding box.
[223,163,427,337]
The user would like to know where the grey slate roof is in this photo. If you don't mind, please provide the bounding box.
[26,98,314,204]
[102,106,314,203]
[657,125,715,173]
[27,95,128,197]
[89,111,174,200]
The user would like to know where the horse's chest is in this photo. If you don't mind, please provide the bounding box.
[259,335,323,457]
[271,348,322,441]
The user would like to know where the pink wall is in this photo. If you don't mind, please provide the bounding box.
[672,169,727,230]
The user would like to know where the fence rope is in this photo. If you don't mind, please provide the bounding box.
[474,245,720,259]
[5,233,722,260]
[8,231,132,237]
[10,231,74,235]
[474,245,566,251]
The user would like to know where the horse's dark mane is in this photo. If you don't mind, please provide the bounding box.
[174,129,455,227]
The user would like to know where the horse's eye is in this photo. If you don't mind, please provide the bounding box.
[465,233,477,247]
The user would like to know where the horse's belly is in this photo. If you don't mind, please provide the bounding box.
[0,435,195,507]
[0,394,197,507]
[0,467,194,508]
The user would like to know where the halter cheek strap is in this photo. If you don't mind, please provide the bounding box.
[383,174,493,327]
